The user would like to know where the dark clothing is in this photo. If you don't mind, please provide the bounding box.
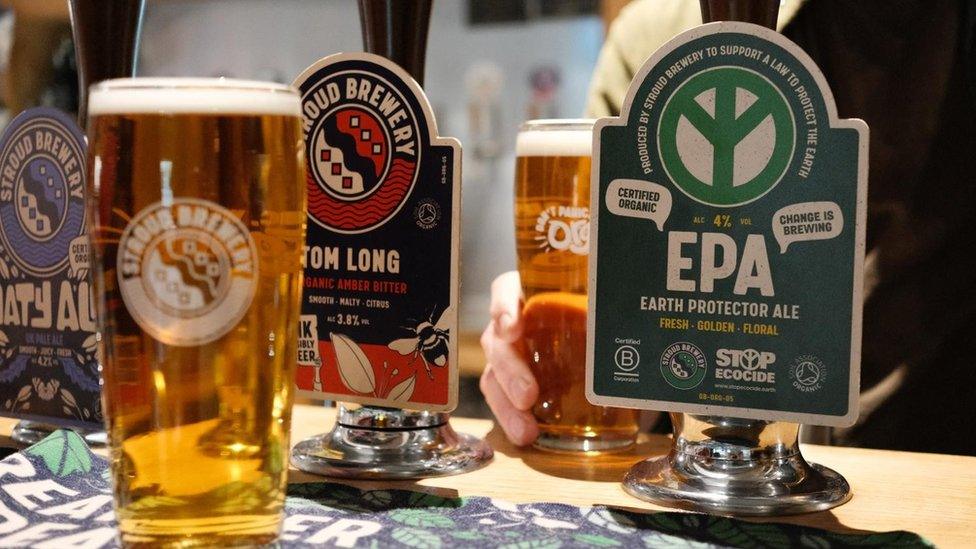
[784,0,976,455]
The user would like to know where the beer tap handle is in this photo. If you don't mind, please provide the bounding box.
[68,0,146,124]
[358,0,433,86]
[699,0,779,29]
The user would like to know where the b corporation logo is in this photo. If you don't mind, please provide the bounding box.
[613,342,640,383]
[117,199,258,347]
[0,108,87,278]
[660,342,707,390]
[790,354,825,393]
[301,66,421,234]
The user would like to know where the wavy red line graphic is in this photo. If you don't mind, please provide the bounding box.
[308,157,417,231]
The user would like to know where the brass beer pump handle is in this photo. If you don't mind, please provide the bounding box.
[699,0,780,28]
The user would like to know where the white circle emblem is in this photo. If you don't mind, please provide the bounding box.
[117,198,258,346]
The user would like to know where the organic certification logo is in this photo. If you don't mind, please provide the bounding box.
[414,198,441,230]
[660,342,707,390]
[790,354,825,393]
[659,66,794,206]
[117,198,258,347]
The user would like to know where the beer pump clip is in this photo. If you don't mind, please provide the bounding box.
[288,1,492,479]
[5,0,146,446]
[586,4,867,514]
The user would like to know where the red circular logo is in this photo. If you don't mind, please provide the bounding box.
[305,75,420,234]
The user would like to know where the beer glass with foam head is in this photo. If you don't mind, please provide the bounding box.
[515,119,640,452]
[87,78,305,546]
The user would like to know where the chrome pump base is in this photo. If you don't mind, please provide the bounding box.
[624,414,851,516]
[291,404,493,479]
[11,420,107,447]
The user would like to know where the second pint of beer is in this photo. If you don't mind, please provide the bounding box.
[515,120,639,452]
[88,79,305,545]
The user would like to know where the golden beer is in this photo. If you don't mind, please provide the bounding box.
[515,119,639,452]
[88,79,305,546]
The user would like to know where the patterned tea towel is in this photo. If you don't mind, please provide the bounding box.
[0,430,932,548]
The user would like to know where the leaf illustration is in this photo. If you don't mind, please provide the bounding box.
[388,375,416,402]
[362,489,393,508]
[82,334,98,353]
[822,531,931,548]
[499,540,563,549]
[330,333,375,394]
[585,508,637,535]
[641,512,683,533]
[0,259,9,279]
[704,518,791,548]
[286,496,324,511]
[800,534,831,549]
[574,534,621,547]
[286,482,373,512]
[680,514,702,529]
[61,388,78,408]
[641,532,718,548]
[25,430,93,477]
[287,482,332,499]
[391,527,442,549]
[531,515,579,529]
[407,491,463,509]
[390,508,455,529]
[0,329,8,347]
[449,531,485,541]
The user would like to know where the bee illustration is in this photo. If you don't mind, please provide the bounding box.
[388,308,450,379]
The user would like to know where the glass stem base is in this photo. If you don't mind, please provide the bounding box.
[623,414,851,516]
[290,404,492,479]
[534,429,635,453]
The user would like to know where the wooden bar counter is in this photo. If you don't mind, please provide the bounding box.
[2,405,973,547]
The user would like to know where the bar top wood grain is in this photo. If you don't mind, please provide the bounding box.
[2,405,973,547]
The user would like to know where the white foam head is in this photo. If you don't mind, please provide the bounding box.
[88,78,301,117]
[516,119,594,157]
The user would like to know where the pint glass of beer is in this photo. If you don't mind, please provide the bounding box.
[515,119,639,451]
[88,79,305,545]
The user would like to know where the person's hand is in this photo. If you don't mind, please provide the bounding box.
[479,271,540,446]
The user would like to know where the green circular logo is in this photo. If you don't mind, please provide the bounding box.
[660,342,707,390]
[659,66,795,207]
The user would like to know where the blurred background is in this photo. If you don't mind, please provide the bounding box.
[0,0,633,415]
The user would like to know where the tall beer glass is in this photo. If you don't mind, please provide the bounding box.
[88,79,305,546]
[515,119,639,452]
